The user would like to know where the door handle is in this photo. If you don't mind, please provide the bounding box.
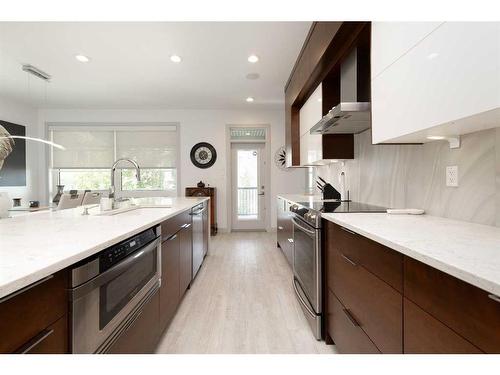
[343,308,360,327]
[258,192,265,196]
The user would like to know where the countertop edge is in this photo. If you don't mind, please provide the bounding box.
[321,213,500,297]
[0,198,209,300]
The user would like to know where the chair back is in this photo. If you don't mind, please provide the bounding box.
[56,193,84,210]
[82,191,102,205]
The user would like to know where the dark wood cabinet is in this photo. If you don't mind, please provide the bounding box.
[404,257,500,353]
[327,289,380,354]
[404,298,482,354]
[330,223,402,292]
[159,210,194,334]
[0,270,69,354]
[179,222,193,294]
[185,187,217,235]
[330,248,403,353]
[160,232,181,333]
[107,290,160,354]
[325,220,500,354]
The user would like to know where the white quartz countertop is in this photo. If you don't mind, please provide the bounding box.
[322,212,500,296]
[0,197,208,299]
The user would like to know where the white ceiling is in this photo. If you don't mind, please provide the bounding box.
[0,22,311,110]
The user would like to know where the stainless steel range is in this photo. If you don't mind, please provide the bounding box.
[290,200,385,340]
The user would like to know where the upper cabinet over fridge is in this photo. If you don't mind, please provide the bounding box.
[371,22,500,144]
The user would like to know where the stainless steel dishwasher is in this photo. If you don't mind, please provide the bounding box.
[191,201,208,278]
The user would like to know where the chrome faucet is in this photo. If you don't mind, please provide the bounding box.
[109,158,141,202]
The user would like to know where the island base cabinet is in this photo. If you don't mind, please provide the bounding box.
[404,298,482,354]
[160,233,181,333]
[0,270,68,354]
[327,289,380,354]
[107,290,160,354]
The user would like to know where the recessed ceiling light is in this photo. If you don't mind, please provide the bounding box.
[75,54,90,63]
[246,97,254,103]
[427,136,445,140]
[248,54,259,63]
[170,55,182,63]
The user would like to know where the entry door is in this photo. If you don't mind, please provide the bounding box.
[231,143,266,230]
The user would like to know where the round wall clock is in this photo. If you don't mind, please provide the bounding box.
[190,142,217,169]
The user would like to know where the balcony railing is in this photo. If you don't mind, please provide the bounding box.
[237,187,258,216]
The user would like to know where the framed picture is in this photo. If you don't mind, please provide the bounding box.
[0,120,27,186]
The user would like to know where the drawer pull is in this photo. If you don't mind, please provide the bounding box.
[278,226,284,230]
[0,275,54,304]
[15,328,54,354]
[343,308,360,327]
[488,294,500,303]
[340,253,357,267]
[340,226,358,236]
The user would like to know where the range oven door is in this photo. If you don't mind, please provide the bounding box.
[70,236,161,353]
[292,215,322,340]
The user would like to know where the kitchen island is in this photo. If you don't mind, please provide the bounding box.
[0,197,208,299]
[0,197,209,354]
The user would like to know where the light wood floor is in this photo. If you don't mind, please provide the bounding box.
[156,231,337,354]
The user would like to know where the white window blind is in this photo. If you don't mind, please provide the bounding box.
[49,124,178,169]
[116,130,176,168]
[51,129,114,168]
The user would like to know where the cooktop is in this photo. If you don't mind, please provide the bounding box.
[294,200,386,213]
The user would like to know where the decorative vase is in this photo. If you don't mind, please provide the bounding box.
[197,181,206,188]
[53,185,65,204]
[0,192,12,219]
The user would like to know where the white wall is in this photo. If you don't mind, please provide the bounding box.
[37,108,306,230]
[0,96,41,203]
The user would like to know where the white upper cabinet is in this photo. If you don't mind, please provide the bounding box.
[299,84,323,165]
[371,22,443,79]
[371,22,500,144]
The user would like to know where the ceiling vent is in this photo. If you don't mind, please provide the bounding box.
[22,64,51,81]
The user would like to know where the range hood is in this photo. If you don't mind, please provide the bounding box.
[310,46,371,134]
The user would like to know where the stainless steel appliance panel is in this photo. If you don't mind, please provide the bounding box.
[192,202,207,277]
[70,226,161,353]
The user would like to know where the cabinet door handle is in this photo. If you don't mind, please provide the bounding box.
[343,308,360,327]
[340,253,357,267]
[340,226,357,236]
[15,328,54,354]
[488,294,500,303]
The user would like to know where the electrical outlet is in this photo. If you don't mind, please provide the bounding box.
[446,166,458,187]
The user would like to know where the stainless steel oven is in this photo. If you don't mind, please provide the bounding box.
[290,206,322,340]
[69,226,161,353]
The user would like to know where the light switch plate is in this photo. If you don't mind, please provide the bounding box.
[446,166,458,187]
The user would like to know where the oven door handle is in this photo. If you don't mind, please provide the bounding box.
[71,237,161,300]
[291,217,316,236]
[293,278,316,318]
